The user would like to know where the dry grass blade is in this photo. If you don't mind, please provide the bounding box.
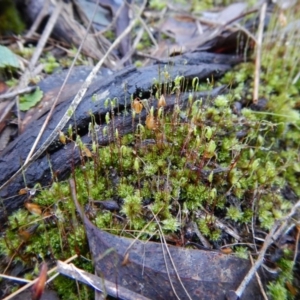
[149,207,192,300]
[253,2,267,104]
[25,0,50,39]
[0,274,31,284]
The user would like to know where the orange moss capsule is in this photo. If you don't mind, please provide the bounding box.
[146,114,156,130]
[59,131,66,145]
[25,202,42,215]
[122,252,130,266]
[220,247,233,254]
[132,98,143,114]
[158,94,166,108]
[83,146,92,157]
[19,188,28,195]
[18,229,32,241]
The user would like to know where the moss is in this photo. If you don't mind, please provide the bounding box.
[0,0,25,35]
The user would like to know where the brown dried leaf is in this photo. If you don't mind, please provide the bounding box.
[79,209,269,299]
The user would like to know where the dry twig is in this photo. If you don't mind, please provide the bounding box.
[228,200,300,299]
[253,2,267,104]
[0,86,36,102]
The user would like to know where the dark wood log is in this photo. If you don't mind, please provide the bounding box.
[0,52,241,221]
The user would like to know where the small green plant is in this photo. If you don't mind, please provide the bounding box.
[41,55,60,74]
[19,87,43,111]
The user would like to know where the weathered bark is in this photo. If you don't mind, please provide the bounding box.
[0,51,241,221]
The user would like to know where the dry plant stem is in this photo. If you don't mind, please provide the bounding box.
[93,0,125,36]
[149,207,192,300]
[293,224,300,266]
[191,221,212,249]
[56,261,151,300]
[19,0,63,87]
[116,27,144,68]
[233,200,300,299]
[3,242,23,274]
[0,274,31,284]
[232,23,257,44]
[124,214,156,254]
[251,183,259,253]
[25,0,50,39]
[0,86,36,102]
[135,9,158,49]
[232,221,278,299]
[0,101,17,125]
[249,254,268,300]
[3,254,78,300]
[0,0,147,194]
[253,2,267,104]
[136,51,165,62]
[292,71,300,84]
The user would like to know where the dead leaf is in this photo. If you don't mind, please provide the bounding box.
[77,205,270,299]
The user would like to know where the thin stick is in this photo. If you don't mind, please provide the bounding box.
[3,255,78,300]
[232,221,278,299]
[253,2,267,104]
[249,254,268,300]
[136,10,158,48]
[0,86,36,102]
[15,0,62,132]
[25,0,50,39]
[191,221,212,249]
[116,27,144,68]
[293,224,300,266]
[232,200,300,299]
[0,274,31,283]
